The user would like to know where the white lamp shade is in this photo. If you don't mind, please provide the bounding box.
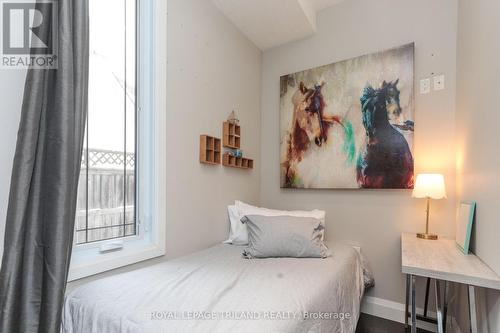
[412,174,447,199]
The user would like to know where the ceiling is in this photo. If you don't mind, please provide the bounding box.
[213,0,347,50]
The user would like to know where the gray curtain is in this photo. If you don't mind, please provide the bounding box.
[0,0,89,332]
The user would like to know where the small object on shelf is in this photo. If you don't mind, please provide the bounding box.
[228,149,242,158]
[222,153,253,169]
[223,121,241,149]
[227,110,239,125]
[199,135,221,165]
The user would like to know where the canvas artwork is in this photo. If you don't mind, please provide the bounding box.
[280,43,415,189]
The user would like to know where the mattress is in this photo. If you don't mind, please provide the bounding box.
[62,242,365,333]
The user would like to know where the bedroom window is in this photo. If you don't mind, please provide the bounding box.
[75,0,137,245]
[69,0,167,281]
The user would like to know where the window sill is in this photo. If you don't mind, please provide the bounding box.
[68,239,165,281]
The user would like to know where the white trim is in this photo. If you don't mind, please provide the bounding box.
[68,0,167,281]
[361,296,406,323]
[361,296,461,333]
[153,0,167,261]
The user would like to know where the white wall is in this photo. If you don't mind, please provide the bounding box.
[164,0,261,258]
[456,0,500,330]
[0,69,26,258]
[260,0,458,304]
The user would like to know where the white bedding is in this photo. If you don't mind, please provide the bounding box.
[62,242,365,333]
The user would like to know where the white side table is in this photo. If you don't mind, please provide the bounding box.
[401,233,500,333]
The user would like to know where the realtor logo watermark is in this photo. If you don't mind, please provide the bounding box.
[1,0,58,68]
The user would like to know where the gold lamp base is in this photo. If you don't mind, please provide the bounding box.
[416,197,438,240]
[417,233,438,240]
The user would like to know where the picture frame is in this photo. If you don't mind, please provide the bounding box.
[455,201,476,254]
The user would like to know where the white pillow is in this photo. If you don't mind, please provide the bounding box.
[223,205,248,245]
[225,201,326,245]
[242,215,329,258]
[236,200,326,226]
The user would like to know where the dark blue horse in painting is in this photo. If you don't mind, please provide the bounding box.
[357,80,414,189]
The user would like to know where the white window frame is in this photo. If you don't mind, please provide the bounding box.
[68,0,167,281]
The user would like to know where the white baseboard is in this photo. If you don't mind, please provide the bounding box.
[361,296,461,333]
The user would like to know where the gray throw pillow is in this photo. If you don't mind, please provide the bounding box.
[241,215,329,259]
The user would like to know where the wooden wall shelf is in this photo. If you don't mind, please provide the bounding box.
[199,135,221,165]
[222,121,241,149]
[222,153,253,169]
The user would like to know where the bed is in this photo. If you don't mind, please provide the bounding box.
[62,242,367,333]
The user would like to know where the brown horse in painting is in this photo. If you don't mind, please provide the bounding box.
[283,82,354,187]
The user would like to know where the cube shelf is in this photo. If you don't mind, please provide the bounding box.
[199,135,221,165]
[223,121,241,149]
[222,153,253,169]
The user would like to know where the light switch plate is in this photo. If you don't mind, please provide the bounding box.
[420,78,431,94]
[434,74,445,91]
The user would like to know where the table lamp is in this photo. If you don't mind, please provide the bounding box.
[412,174,447,240]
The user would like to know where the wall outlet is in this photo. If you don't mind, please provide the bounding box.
[433,74,445,91]
[420,78,431,94]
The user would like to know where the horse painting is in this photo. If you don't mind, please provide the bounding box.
[357,80,414,188]
[283,81,355,187]
[280,42,414,189]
